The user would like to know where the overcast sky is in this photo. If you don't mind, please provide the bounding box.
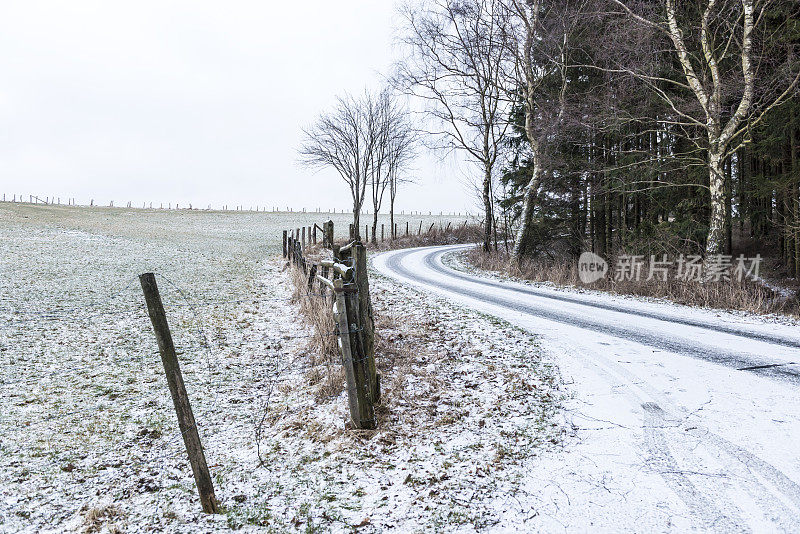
[0,1,477,213]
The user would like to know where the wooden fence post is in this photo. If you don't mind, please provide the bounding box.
[282,230,288,258]
[381,224,384,242]
[307,264,317,292]
[323,220,334,249]
[352,242,378,402]
[139,273,219,514]
[302,226,306,249]
[333,277,375,429]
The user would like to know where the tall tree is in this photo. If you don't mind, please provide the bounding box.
[299,92,378,237]
[395,0,514,251]
[607,0,800,254]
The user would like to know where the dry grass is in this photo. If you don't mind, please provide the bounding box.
[290,267,338,363]
[286,262,431,425]
[467,247,798,316]
[359,223,486,251]
[83,504,122,534]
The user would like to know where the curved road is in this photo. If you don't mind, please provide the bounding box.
[374,244,800,532]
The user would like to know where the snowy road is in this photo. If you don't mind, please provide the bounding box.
[374,244,800,532]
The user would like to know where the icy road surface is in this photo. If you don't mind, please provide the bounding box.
[374,244,800,532]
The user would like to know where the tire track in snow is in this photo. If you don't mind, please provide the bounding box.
[641,402,748,532]
[383,246,800,384]
[429,245,800,351]
[577,338,800,529]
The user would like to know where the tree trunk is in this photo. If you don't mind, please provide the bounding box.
[390,198,395,240]
[724,155,733,255]
[353,205,361,241]
[792,120,799,278]
[705,148,727,255]
[512,153,541,259]
[738,146,747,234]
[482,166,494,252]
[371,211,378,245]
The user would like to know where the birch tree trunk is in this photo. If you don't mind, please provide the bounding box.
[513,150,541,257]
[510,0,543,260]
[706,147,727,255]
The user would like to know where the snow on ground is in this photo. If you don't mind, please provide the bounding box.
[376,244,800,532]
[0,204,565,532]
[444,245,800,329]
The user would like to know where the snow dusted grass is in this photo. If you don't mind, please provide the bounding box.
[1,203,564,532]
[258,265,565,531]
[461,246,799,317]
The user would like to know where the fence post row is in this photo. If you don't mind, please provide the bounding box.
[286,223,377,429]
[139,273,219,514]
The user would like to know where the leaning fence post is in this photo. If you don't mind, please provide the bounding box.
[282,230,288,258]
[139,273,219,514]
[333,277,375,429]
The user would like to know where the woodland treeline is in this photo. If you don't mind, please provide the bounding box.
[301,1,800,276]
[395,0,800,274]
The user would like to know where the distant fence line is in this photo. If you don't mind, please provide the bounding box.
[0,194,476,217]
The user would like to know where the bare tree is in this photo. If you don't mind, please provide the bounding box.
[368,91,391,243]
[606,0,800,255]
[360,90,418,243]
[395,0,514,251]
[299,93,377,237]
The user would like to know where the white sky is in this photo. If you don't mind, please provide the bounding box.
[0,1,478,213]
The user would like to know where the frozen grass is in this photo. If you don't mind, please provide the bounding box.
[264,262,566,531]
[0,203,563,532]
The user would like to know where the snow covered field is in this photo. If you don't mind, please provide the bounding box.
[0,204,562,532]
[10,203,799,532]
